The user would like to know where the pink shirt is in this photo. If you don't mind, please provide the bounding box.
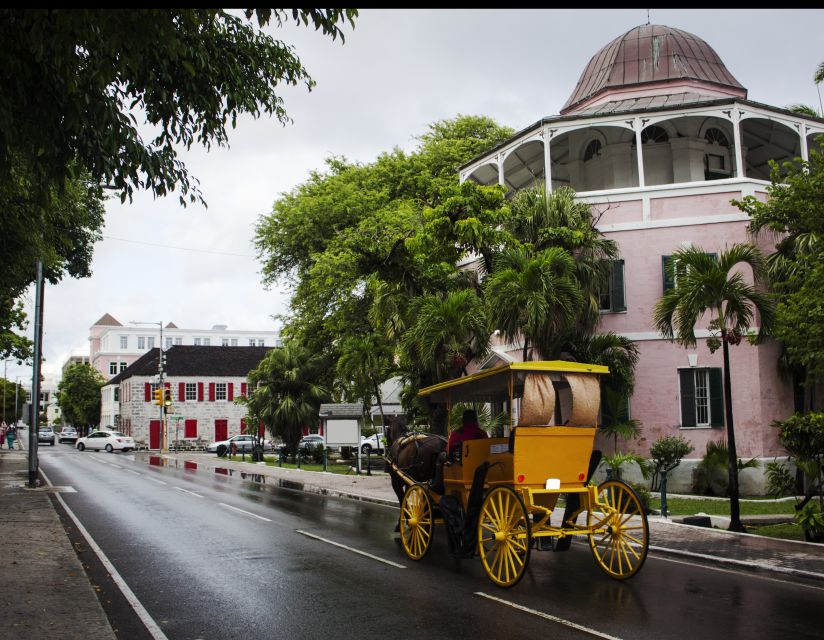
[448,422,488,454]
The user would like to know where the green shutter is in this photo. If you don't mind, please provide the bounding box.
[611,260,626,311]
[679,369,696,427]
[709,368,724,427]
[662,255,675,292]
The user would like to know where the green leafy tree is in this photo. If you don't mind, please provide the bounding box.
[734,140,824,411]
[336,331,396,435]
[650,435,694,517]
[0,378,26,424]
[1,162,105,360]
[0,9,357,206]
[653,244,776,532]
[245,341,330,450]
[57,364,106,434]
[485,246,582,361]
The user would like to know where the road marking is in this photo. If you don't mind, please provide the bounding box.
[174,487,204,499]
[144,476,167,485]
[474,592,623,640]
[40,469,170,640]
[295,530,407,569]
[218,502,272,522]
[108,463,122,469]
[126,470,142,476]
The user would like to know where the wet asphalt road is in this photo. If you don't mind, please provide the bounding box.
[40,446,824,640]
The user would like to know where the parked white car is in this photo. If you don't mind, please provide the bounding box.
[206,434,274,453]
[76,431,135,453]
[360,433,386,455]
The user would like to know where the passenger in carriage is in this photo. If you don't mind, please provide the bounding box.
[430,409,487,494]
[447,409,487,456]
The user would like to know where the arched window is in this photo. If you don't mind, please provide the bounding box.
[583,139,602,162]
[704,128,730,147]
[641,125,669,144]
[631,125,669,146]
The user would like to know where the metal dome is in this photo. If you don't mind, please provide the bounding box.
[561,24,746,114]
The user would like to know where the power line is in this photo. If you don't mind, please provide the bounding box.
[102,235,254,258]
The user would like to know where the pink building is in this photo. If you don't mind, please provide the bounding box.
[458,25,824,491]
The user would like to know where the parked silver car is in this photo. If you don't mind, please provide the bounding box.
[37,427,56,446]
[58,427,78,444]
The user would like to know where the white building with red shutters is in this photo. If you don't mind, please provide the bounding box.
[105,345,271,450]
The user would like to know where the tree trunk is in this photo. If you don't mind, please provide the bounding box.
[723,338,745,532]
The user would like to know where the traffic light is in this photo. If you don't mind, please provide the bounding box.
[153,388,163,406]
[163,388,173,407]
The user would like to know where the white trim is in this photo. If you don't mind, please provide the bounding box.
[597,212,749,233]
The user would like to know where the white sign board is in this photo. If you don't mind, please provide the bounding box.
[324,419,360,447]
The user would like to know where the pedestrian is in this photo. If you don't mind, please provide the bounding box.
[5,422,16,451]
[0,421,6,449]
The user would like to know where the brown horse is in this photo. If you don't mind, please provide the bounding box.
[384,416,447,505]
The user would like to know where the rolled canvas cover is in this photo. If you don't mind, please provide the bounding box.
[517,374,555,426]
[565,373,601,426]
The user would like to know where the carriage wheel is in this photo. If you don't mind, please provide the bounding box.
[400,484,434,561]
[477,486,531,588]
[587,480,649,580]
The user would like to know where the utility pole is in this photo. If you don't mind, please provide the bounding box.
[29,260,44,487]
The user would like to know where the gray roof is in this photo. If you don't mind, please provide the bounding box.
[319,403,363,418]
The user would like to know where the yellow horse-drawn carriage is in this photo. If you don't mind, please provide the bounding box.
[389,361,649,587]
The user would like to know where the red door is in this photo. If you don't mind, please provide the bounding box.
[149,420,162,449]
[215,419,228,442]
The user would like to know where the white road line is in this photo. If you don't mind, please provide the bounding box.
[174,487,204,499]
[296,530,407,569]
[474,592,623,640]
[218,502,272,522]
[144,476,167,485]
[40,468,170,640]
[108,463,122,469]
[126,470,142,476]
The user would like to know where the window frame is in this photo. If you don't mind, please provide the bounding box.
[185,383,197,401]
[215,382,227,401]
[678,367,724,428]
[599,259,626,313]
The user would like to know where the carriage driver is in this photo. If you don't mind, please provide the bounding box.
[429,409,488,494]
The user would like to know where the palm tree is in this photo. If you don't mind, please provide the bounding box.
[401,288,490,434]
[336,331,396,437]
[506,185,619,336]
[485,246,583,361]
[653,244,776,532]
[246,341,330,450]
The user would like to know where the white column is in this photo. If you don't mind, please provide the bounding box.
[543,131,552,196]
[634,118,645,187]
[800,124,809,163]
[498,153,505,187]
[732,110,745,179]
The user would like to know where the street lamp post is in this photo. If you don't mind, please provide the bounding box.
[130,321,164,452]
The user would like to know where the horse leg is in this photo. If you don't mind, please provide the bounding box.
[388,468,406,533]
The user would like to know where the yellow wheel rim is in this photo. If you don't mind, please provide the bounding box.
[587,480,649,580]
[400,484,433,561]
[477,486,531,588]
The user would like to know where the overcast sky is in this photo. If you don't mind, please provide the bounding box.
[6,8,823,388]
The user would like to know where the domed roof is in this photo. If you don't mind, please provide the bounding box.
[561,24,746,114]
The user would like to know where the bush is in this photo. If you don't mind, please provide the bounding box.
[797,502,824,542]
[650,435,693,491]
[629,482,652,514]
[692,439,759,496]
[305,443,325,464]
[765,459,795,498]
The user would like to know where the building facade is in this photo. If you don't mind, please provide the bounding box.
[107,346,271,449]
[89,313,281,380]
[458,24,824,488]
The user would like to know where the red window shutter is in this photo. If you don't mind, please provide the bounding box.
[164,381,170,389]
[197,382,204,402]
[208,383,215,401]
[184,419,197,439]
[228,383,234,401]
[144,383,151,402]
[319,423,324,436]
[241,382,247,397]
[178,382,186,402]
[240,417,246,434]
[259,419,264,438]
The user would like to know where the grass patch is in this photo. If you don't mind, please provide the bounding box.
[747,522,807,542]
[224,454,356,475]
[651,497,795,516]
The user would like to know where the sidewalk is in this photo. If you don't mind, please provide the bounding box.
[0,444,116,640]
[3,446,824,640]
